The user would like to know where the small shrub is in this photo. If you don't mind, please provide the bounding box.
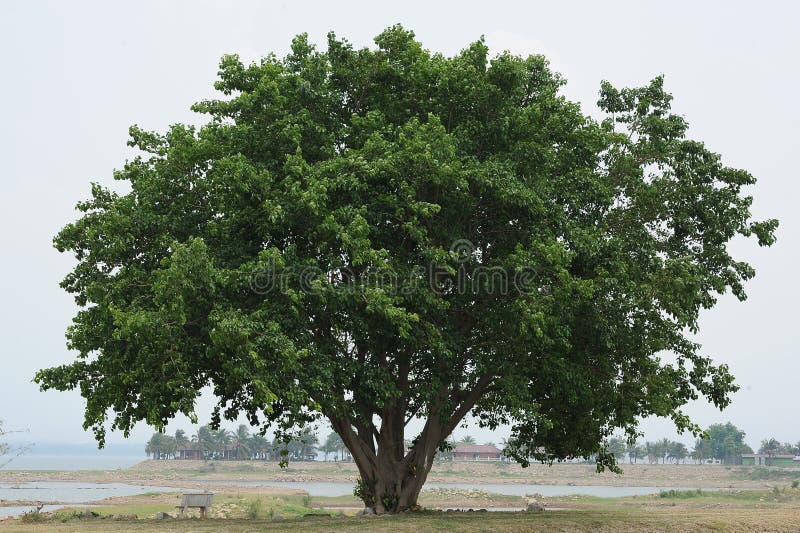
[658,489,704,499]
[353,478,372,506]
[20,510,45,523]
[247,498,263,519]
[381,492,398,511]
[791,480,799,489]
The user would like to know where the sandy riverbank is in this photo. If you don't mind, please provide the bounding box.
[1,460,796,489]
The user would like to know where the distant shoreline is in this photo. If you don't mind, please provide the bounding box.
[0,455,142,472]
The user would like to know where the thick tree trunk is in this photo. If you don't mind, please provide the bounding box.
[326,374,493,513]
[356,425,441,513]
[329,411,444,513]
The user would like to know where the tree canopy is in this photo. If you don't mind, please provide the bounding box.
[695,422,753,464]
[35,26,776,512]
[758,438,798,457]
[145,432,177,459]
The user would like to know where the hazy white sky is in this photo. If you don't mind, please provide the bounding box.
[1,1,798,450]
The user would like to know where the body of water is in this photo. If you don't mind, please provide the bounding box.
[0,481,185,504]
[0,505,65,519]
[1,455,143,471]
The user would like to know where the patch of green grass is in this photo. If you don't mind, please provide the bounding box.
[53,492,333,521]
[18,510,46,523]
[739,467,800,481]
[246,497,263,518]
[4,508,800,532]
[56,503,172,519]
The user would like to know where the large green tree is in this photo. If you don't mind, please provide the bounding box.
[703,422,753,464]
[691,438,713,464]
[605,437,627,462]
[35,27,776,512]
[322,431,346,461]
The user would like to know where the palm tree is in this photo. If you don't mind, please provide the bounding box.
[146,433,177,459]
[175,429,189,447]
[296,427,319,461]
[321,432,340,461]
[175,429,187,443]
[759,438,781,466]
[193,425,214,461]
[691,438,713,464]
[499,438,511,462]
[326,432,347,461]
[232,425,252,460]
[458,435,476,445]
[145,433,162,459]
[172,429,190,459]
[249,433,270,460]
[212,428,232,459]
[645,441,660,464]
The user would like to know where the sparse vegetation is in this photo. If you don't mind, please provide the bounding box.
[659,489,704,498]
[18,509,44,523]
[4,487,800,531]
[246,497,263,519]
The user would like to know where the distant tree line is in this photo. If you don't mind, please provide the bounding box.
[758,438,800,459]
[145,425,319,462]
[605,422,759,465]
[145,428,498,463]
[146,422,799,465]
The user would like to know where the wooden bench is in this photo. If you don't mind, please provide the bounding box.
[176,493,213,518]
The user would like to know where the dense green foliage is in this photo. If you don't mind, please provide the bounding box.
[693,422,753,464]
[36,26,776,511]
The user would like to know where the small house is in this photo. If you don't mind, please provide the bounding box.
[741,453,800,467]
[452,444,503,461]
[176,442,203,460]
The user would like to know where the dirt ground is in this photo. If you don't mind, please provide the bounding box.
[2,507,800,532]
[0,459,793,488]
